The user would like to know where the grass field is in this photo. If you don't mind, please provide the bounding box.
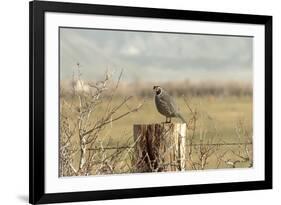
[89,95,252,144]
[60,93,253,175]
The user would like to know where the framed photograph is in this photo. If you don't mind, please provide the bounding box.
[29,0,272,204]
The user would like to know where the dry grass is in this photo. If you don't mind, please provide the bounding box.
[59,69,253,176]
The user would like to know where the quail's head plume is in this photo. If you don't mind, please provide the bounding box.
[153,86,187,124]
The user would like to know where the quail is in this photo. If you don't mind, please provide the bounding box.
[153,86,187,124]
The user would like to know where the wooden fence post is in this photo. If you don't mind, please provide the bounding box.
[133,123,186,172]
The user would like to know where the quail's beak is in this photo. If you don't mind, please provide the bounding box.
[153,86,161,95]
[153,86,158,91]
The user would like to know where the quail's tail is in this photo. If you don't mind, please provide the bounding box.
[177,113,187,124]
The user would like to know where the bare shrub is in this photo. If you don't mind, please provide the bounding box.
[183,97,253,170]
[59,64,143,176]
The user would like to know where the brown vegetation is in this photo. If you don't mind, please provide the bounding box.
[59,67,253,177]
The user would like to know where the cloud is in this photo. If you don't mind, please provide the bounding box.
[60,28,253,83]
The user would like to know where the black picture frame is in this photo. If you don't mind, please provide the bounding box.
[29,0,272,204]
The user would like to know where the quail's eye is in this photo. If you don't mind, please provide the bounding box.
[156,88,161,95]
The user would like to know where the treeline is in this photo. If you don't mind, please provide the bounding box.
[134,81,252,97]
[61,79,252,98]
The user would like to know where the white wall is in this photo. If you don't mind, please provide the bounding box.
[0,0,279,204]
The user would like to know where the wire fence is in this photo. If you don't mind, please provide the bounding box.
[87,142,252,151]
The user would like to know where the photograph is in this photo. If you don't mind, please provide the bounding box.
[29,1,272,203]
[59,27,253,177]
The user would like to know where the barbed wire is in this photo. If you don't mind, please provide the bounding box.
[87,142,252,151]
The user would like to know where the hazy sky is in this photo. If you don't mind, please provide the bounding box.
[60,27,253,83]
